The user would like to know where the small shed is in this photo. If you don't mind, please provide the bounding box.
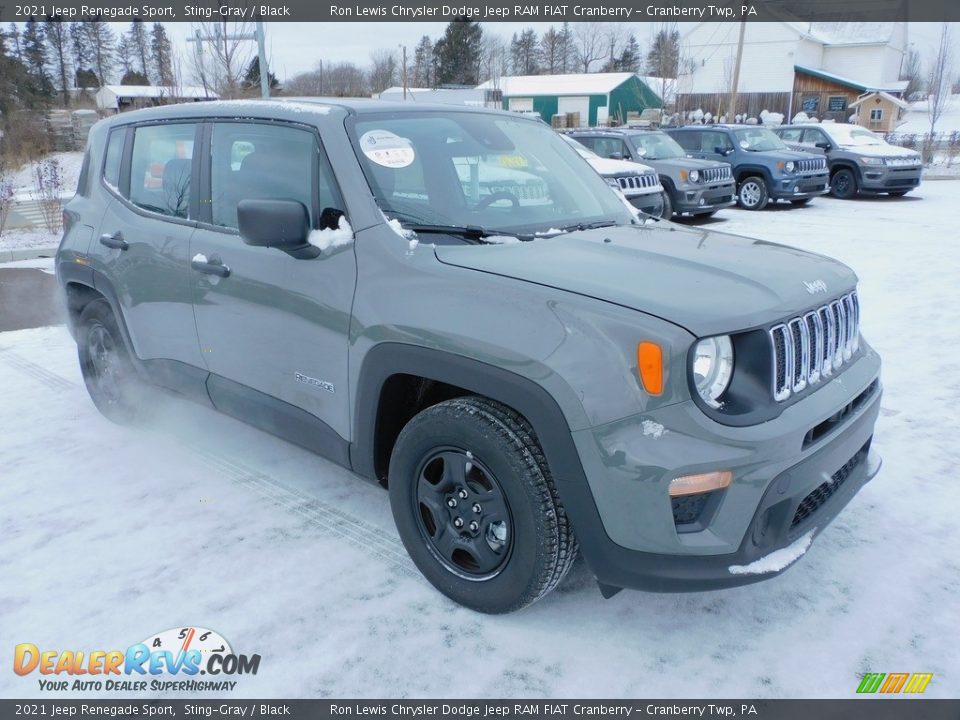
[793,65,907,123]
[95,85,219,113]
[849,91,909,133]
[477,73,662,127]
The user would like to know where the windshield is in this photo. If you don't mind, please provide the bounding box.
[630,132,686,159]
[828,125,885,146]
[350,112,634,235]
[560,134,599,159]
[734,128,788,152]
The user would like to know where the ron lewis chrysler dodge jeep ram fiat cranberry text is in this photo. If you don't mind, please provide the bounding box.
[57,100,882,613]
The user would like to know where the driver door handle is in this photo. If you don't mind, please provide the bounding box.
[99,232,128,250]
[191,256,231,278]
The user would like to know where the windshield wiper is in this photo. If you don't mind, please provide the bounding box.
[403,224,532,243]
[557,220,619,233]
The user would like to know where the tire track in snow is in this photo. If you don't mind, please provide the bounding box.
[0,346,78,393]
[0,346,421,581]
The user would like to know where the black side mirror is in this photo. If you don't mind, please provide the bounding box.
[609,151,624,160]
[815,142,832,151]
[716,146,733,156]
[238,199,313,256]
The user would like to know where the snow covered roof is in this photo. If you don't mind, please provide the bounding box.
[849,91,910,110]
[787,22,897,46]
[98,85,218,99]
[478,73,638,97]
[794,66,908,93]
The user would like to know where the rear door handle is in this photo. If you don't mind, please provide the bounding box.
[99,232,128,250]
[191,255,231,278]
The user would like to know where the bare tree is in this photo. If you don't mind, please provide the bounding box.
[926,23,953,136]
[369,49,398,94]
[573,23,604,73]
[83,20,116,86]
[188,21,256,99]
[479,33,509,90]
[900,46,922,100]
[601,23,626,72]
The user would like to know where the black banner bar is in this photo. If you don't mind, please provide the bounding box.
[1,700,960,720]
[0,0,958,23]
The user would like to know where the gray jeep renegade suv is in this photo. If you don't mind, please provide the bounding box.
[564,128,736,219]
[57,100,882,613]
[667,125,830,210]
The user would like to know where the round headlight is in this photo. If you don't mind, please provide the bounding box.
[784,161,795,173]
[692,336,734,408]
[689,169,700,183]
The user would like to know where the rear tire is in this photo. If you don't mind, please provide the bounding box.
[388,396,578,613]
[77,299,151,425]
[737,176,769,210]
[831,168,858,199]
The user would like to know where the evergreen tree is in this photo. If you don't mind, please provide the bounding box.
[150,23,174,87]
[128,20,151,80]
[22,18,54,100]
[411,35,434,88]
[645,28,680,78]
[44,17,72,105]
[540,27,561,74]
[120,69,150,85]
[510,28,541,75]
[7,22,23,62]
[242,56,279,91]
[83,20,116,86]
[557,23,573,73]
[616,35,641,73]
[433,18,482,86]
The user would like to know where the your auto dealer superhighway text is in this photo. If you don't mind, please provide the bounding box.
[329,705,756,717]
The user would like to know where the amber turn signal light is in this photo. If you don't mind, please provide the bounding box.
[637,341,664,395]
[668,470,733,497]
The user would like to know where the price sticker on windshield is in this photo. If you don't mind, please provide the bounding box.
[360,130,415,169]
[496,154,529,168]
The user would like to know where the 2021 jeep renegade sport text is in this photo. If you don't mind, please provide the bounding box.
[57,100,882,613]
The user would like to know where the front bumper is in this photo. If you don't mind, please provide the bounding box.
[770,171,829,200]
[673,181,736,214]
[570,345,882,592]
[859,165,922,193]
[628,191,665,218]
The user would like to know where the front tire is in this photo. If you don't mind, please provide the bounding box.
[660,190,673,219]
[737,176,769,210]
[77,299,150,424]
[388,396,578,613]
[831,168,858,199]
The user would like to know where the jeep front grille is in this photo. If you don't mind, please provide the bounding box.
[617,173,659,190]
[771,292,860,402]
[701,166,732,183]
[797,157,827,173]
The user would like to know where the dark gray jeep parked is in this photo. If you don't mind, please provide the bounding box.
[564,128,736,219]
[667,125,830,210]
[774,123,922,199]
[57,100,882,613]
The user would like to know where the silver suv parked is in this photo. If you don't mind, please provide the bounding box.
[57,100,883,613]
[774,123,922,199]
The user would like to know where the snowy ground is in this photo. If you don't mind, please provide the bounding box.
[0,229,61,253]
[7,150,84,200]
[1,182,959,699]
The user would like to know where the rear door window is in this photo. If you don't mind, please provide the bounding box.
[778,128,804,143]
[672,131,700,152]
[129,124,197,218]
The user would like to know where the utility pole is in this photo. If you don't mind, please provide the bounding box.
[186,22,271,99]
[728,21,746,121]
[400,45,408,100]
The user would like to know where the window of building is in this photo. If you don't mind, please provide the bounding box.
[870,108,884,121]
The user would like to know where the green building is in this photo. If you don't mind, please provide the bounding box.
[477,72,663,127]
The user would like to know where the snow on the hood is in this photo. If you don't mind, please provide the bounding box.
[729,529,816,576]
[483,235,522,244]
[307,217,354,251]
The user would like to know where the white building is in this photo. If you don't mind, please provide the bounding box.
[95,85,219,113]
[677,22,908,120]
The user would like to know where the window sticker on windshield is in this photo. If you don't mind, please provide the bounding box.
[739,140,750,148]
[497,154,528,168]
[359,130,415,168]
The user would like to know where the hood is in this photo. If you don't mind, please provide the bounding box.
[746,148,816,162]
[586,157,656,176]
[782,141,826,155]
[434,224,857,337]
[647,156,729,171]
[839,143,920,159]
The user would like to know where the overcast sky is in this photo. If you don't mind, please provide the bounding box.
[122,21,952,84]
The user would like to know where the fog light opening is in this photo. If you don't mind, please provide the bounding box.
[669,470,732,497]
